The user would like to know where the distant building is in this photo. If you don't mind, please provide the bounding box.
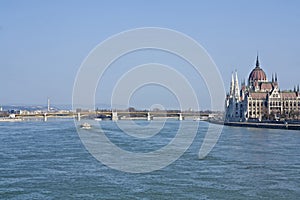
[225,55,300,122]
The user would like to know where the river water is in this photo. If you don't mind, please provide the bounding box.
[1,119,299,199]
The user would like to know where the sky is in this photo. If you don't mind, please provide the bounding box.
[1,0,300,110]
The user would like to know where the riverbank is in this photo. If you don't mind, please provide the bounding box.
[209,120,300,130]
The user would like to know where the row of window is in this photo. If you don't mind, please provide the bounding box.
[249,111,260,115]
[270,102,281,106]
[249,108,300,116]
[283,108,299,111]
[249,102,264,107]
[249,101,300,107]
[283,102,300,107]
[271,102,300,107]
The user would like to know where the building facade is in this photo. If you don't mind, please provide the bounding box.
[225,56,300,122]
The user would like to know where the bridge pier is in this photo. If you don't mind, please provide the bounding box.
[178,113,183,121]
[77,112,81,121]
[112,111,118,121]
[43,113,47,122]
[147,112,151,121]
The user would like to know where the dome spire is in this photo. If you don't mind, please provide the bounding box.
[256,52,260,68]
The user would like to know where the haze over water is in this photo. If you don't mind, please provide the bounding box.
[1,119,299,199]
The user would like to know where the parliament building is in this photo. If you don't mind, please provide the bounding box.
[225,56,300,122]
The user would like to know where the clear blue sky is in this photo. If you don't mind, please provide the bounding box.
[1,0,300,110]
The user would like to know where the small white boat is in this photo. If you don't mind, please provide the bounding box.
[80,122,92,129]
[94,118,102,121]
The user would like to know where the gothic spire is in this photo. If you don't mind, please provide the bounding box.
[234,70,240,100]
[272,73,274,82]
[230,72,234,96]
[241,78,245,86]
[275,73,278,82]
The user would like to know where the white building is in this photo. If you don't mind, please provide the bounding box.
[225,56,300,122]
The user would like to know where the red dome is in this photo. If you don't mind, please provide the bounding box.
[248,55,267,82]
[249,66,267,82]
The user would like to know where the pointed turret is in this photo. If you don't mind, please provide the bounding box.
[230,72,234,97]
[272,73,274,82]
[241,78,245,87]
[234,70,240,100]
[275,73,278,82]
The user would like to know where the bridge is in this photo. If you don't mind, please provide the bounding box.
[15,110,211,121]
